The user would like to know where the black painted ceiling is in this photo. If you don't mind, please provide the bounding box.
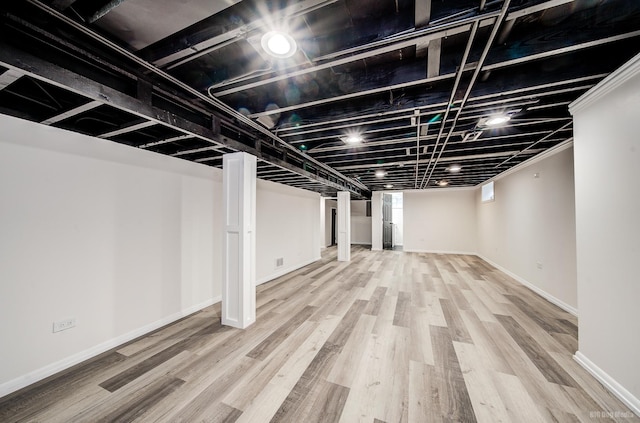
[1,0,639,198]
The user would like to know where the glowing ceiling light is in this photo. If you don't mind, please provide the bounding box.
[384,184,394,189]
[261,31,297,58]
[485,115,511,126]
[375,169,387,178]
[447,164,462,173]
[342,134,363,144]
[437,180,449,187]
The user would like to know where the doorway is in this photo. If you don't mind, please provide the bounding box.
[331,208,337,246]
[383,194,393,249]
[382,192,403,250]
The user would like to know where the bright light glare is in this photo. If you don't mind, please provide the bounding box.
[375,170,387,178]
[486,115,511,126]
[384,184,394,189]
[268,34,290,55]
[343,135,363,144]
[437,180,449,187]
[262,31,296,58]
[447,164,462,173]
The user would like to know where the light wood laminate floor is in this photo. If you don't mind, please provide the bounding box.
[1,246,637,422]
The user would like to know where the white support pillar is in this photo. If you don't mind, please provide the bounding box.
[371,191,383,251]
[337,191,351,261]
[222,152,256,329]
[319,197,326,249]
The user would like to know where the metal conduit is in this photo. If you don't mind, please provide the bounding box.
[420,0,513,189]
[418,20,480,189]
[24,0,369,194]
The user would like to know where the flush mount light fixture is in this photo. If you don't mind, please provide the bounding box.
[485,115,511,126]
[342,134,363,144]
[384,184,394,189]
[375,169,387,178]
[436,180,449,187]
[447,164,462,173]
[261,31,297,58]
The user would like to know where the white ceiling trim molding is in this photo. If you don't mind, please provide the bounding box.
[475,138,574,187]
[569,51,640,115]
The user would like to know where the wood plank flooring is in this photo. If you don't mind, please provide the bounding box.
[1,246,637,422]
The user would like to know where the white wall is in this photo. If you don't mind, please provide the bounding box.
[0,114,322,397]
[256,179,321,284]
[403,189,477,254]
[0,115,219,395]
[350,200,372,245]
[476,145,577,314]
[570,53,640,414]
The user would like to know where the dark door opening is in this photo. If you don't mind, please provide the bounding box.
[383,194,393,249]
[331,208,337,246]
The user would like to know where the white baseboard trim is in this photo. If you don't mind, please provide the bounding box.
[574,351,640,417]
[477,255,578,316]
[0,296,220,399]
[403,249,478,256]
[256,256,321,285]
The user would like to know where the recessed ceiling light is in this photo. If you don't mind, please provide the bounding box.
[261,31,297,58]
[485,115,511,126]
[342,134,363,144]
[375,169,387,178]
[447,164,462,173]
[384,184,394,189]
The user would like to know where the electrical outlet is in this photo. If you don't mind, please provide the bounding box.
[276,257,284,268]
[53,317,76,333]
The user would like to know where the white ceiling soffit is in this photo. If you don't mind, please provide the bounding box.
[94,0,242,50]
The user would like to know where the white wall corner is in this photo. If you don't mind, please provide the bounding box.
[574,351,640,417]
[477,254,578,316]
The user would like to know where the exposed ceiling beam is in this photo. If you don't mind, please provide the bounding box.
[247,27,639,119]
[148,0,339,68]
[495,121,572,167]
[50,0,78,11]
[87,0,129,23]
[138,134,193,149]
[0,69,23,91]
[41,100,102,125]
[99,120,156,138]
[483,30,640,71]
[22,0,369,195]
[0,43,366,199]
[211,0,574,97]
[415,0,432,57]
[426,38,442,78]
[420,0,512,189]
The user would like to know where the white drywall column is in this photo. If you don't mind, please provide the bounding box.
[371,191,383,250]
[319,197,326,249]
[337,191,351,261]
[569,52,640,415]
[222,152,256,329]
